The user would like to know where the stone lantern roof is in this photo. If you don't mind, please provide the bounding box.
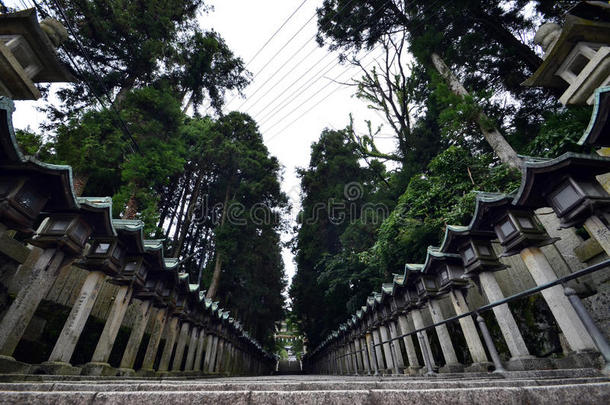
[579,86,610,147]
[513,152,610,208]
[468,192,515,232]
[438,224,495,254]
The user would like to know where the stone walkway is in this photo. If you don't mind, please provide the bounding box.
[0,369,608,404]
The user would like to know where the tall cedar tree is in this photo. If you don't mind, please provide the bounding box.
[290,129,391,347]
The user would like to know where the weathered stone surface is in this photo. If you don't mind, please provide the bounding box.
[251,390,369,405]
[0,382,607,405]
[34,361,82,376]
[79,362,117,377]
[0,354,30,374]
[93,391,250,405]
[0,392,96,405]
[0,234,30,264]
[574,238,604,262]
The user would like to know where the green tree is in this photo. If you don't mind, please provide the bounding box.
[290,128,391,347]
[366,146,520,271]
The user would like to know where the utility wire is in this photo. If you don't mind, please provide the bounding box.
[254,51,343,122]
[265,74,362,143]
[253,0,406,129]
[260,0,448,140]
[228,0,360,111]
[243,0,311,69]
[257,43,381,128]
[33,0,140,153]
[262,47,382,138]
[223,2,322,109]
[252,0,403,125]
[243,0,396,120]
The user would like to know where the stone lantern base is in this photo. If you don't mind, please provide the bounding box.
[36,361,81,375]
[439,363,464,373]
[0,355,31,374]
[116,367,136,376]
[552,350,603,370]
[505,356,553,371]
[465,361,493,373]
[135,368,159,377]
[80,361,117,376]
[404,365,422,376]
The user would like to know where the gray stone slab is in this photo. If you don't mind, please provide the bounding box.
[250,390,370,405]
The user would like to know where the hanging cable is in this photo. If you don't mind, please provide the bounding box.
[227,0,360,111]
[244,0,311,69]
[260,0,449,139]
[34,0,140,153]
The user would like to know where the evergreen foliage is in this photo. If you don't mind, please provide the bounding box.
[290,0,591,347]
[11,1,284,349]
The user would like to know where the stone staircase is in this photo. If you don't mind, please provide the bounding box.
[0,369,608,404]
[277,359,301,375]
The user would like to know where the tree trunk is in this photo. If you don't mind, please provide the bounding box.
[72,172,89,197]
[206,185,230,300]
[197,227,211,287]
[113,75,137,107]
[164,173,190,240]
[182,92,194,114]
[431,53,522,170]
[172,173,204,257]
[122,190,138,220]
[157,176,180,230]
[169,172,192,244]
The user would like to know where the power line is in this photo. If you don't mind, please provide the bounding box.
[257,44,381,129]
[228,0,360,112]
[252,0,406,129]
[260,0,449,140]
[223,3,321,110]
[254,52,343,122]
[243,0,311,69]
[262,48,382,138]
[32,0,140,153]
[241,0,397,119]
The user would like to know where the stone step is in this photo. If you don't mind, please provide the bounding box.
[0,383,608,404]
[0,376,607,392]
[0,367,600,383]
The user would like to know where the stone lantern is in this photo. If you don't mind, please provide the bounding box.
[492,209,555,257]
[414,273,438,300]
[79,237,126,276]
[118,256,149,288]
[390,285,404,316]
[470,192,598,359]
[579,86,610,147]
[438,223,545,370]
[137,276,165,307]
[0,176,49,233]
[401,285,419,310]
[426,251,469,293]
[157,279,176,308]
[439,225,508,277]
[30,214,92,255]
[514,153,610,229]
[174,290,191,319]
[524,2,610,105]
[422,247,492,372]
[0,9,73,100]
[408,259,467,373]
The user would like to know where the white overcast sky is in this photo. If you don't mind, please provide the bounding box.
[7,0,396,291]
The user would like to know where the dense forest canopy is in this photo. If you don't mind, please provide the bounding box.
[290,0,592,347]
[3,0,596,350]
[8,0,285,349]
